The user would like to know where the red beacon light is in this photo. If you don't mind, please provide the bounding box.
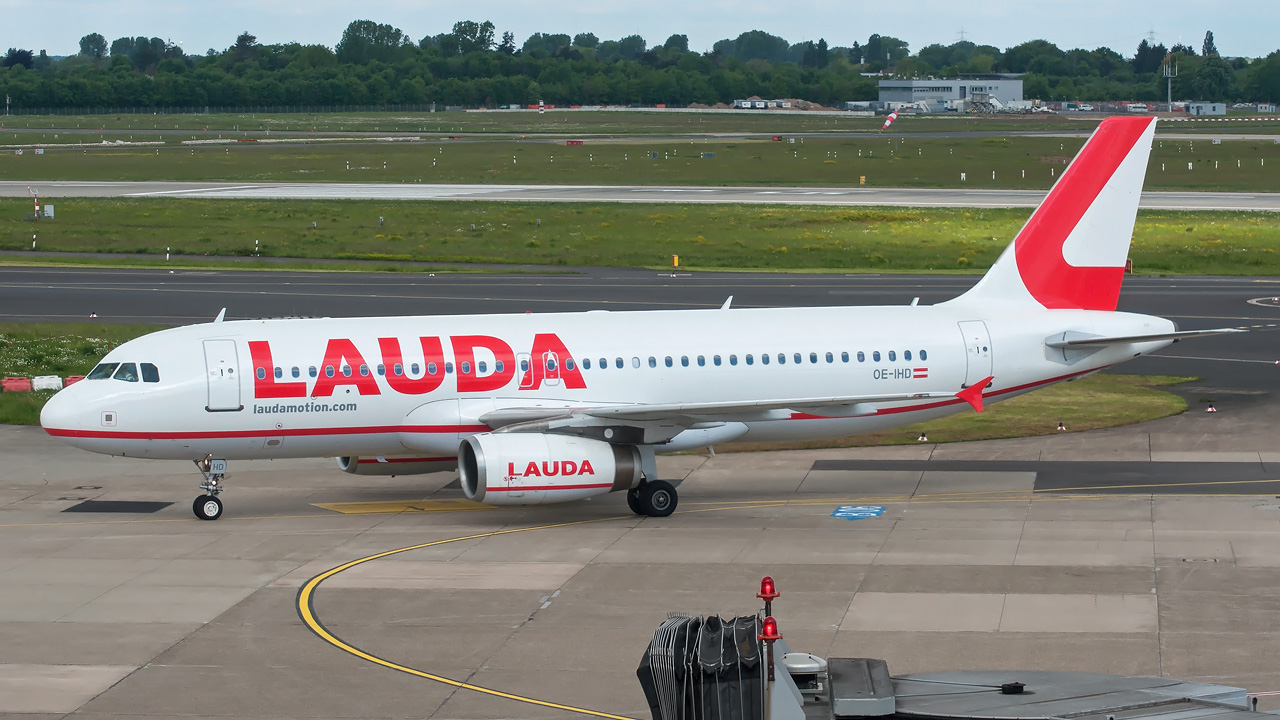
[757,576,780,602]
[758,615,782,642]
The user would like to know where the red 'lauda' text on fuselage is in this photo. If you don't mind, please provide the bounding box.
[247,334,584,399]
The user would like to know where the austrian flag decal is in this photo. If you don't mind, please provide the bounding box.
[913,367,929,379]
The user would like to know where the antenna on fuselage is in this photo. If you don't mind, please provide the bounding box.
[213,308,226,323]
[721,296,733,310]
[910,297,920,306]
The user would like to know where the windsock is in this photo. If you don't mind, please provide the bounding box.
[881,111,898,130]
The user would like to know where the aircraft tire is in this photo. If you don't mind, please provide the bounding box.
[639,480,677,518]
[193,495,223,521]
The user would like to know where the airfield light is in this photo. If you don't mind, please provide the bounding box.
[758,615,782,682]
[757,576,779,601]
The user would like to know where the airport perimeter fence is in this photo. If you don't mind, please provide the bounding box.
[1,104,462,117]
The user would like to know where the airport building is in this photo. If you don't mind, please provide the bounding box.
[878,75,1024,112]
[1186,101,1227,116]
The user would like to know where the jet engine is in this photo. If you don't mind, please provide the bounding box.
[336,456,457,476]
[459,433,641,506]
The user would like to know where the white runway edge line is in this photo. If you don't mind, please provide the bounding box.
[1,181,1277,211]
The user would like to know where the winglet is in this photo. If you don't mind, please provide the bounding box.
[956,376,994,412]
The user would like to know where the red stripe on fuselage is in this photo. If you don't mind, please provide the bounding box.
[42,424,489,440]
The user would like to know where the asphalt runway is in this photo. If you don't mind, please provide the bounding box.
[3,180,1279,210]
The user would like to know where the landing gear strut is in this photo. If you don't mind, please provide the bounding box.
[193,455,226,521]
[628,479,678,518]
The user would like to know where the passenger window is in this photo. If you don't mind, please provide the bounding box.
[697,355,705,366]
[617,357,625,369]
[729,354,738,366]
[325,365,335,377]
[292,367,300,378]
[445,362,454,374]
[631,357,640,368]
[873,351,881,362]
[546,357,557,371]
[359,364,369,376]
[778,353,785,364]
[888,351,896,362]
[648,357,656,368]
[274,367,283,379]
[256,367,267,380]
[309,366,318,378]
[460,361,471,374]
[746,354,754,365]
[479,361,488,373]
[582,358,591,370]
[664,356,672,368]
[565,358,575,371]
[921,350,928,361]
[113,363,139,382]
[393,363,404,376]
[857,352,865,363]
[376,364,385,376]
[826,352,834,363]
[904,350,912,361]
[341,365,352,377]
[761,354,770,365]
[810,352,818,364]
[520,358,530,373]
[793,353,801,364]
[87,363,119,380]
[495,361,504,373]
[600,357,608,369]
[713,355,722,366]
[141,363,160,383]
[681,356,689,367]
[841,352,849,363]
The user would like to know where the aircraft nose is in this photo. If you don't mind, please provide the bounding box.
[40,386,82,435]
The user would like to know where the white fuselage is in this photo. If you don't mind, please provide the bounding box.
[40,301,1176,461]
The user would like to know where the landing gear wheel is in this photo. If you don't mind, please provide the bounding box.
[626,486,645,516]
[193,495,223,521]
[639,480,678,518]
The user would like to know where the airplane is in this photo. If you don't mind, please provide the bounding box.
[39,116,1239,521]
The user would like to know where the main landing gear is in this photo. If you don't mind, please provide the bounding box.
[193,455,227,521]
[627,479,678,518]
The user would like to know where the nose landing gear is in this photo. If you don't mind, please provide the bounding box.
[193,455,227,521]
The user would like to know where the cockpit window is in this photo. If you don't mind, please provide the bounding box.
[113,363,139,382]
[141,363,160,383]
[87,363,119,380]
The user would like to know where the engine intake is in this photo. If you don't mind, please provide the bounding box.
[336,456,457,476]
[459,433,641,506]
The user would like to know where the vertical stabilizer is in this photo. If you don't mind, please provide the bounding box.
[952,116,1157,310]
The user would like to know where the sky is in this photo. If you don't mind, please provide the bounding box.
[3,0,1277,60]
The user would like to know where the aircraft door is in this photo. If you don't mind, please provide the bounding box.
[517,353,535,389]
[541,351,561,387]
[203,339,243,412]
[957,321,992,387]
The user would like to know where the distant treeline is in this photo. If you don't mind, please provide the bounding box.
[1,22,1277,110]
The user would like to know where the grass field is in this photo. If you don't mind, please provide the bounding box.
[3,134,1277,192]
[4,199,1279,274]
[727,374,1192,451]
[0,110,1114,136]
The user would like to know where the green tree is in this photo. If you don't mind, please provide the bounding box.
[572,32,598,49]
[1243,52,1280,102]
[1201,31,1217,57]
[618,35,647,59]
[79,33,107,59]
[453,21,496,53]
[1192,54,1235,100]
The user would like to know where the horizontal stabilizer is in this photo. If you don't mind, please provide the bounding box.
[1046,328,1245,348]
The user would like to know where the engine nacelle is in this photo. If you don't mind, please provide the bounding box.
[336,456,457,476]
[459,433,641,506]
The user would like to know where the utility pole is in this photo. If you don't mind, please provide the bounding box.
[1163,60,1178,113]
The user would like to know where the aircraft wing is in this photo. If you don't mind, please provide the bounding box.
[478,390,958,429]
[1046,328,1245,348]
